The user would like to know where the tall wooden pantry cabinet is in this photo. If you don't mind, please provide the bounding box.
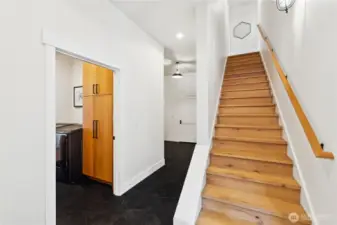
[82,62,114,185]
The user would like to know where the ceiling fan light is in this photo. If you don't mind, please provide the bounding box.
[172,72,183,79]
[172,62,183,78]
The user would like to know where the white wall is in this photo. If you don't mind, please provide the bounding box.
[207,1,229,138]
[164,72,196,143]
[56,53,73,123]
[196,0,230,145]
[55,53,83,124]
[229,1,259,55]
[259,1,337,224]
[196,4,210,145]
[0,0,164,224]
[71,57,83,124]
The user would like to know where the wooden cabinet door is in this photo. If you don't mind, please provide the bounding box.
[96,66,113,95]
[93,95,113,183]
[83,62,97,97]
[82,96,95,177]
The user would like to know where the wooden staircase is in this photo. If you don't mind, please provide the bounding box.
[197,52,311,225]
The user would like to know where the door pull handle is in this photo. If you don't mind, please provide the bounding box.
[92,120,96,138]
[95,120,99,139]
[96,84,99,94]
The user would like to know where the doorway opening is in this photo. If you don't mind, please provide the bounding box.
[44,40,122,225]
[54,52,115,224]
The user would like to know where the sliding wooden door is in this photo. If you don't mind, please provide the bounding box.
[82,63,114,185]
[94,95,113,183]
[96,66,113,95]
[83,63,97,97]
[82,96,95,177]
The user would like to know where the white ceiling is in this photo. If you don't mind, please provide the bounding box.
[111,0,198,63]
[111,0,256,75]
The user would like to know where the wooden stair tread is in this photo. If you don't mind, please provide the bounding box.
[207,166,300,190]
[215,124,281,130]
[227,61,262,67]
[228,56,261,60]
[211,147,292,164]
[221,92,272,98]
[227,67,264,71]
[227,58,262,63]
[197,210,255,225]
[228,59,261,62]
[227,58,263,62]
[227,62,263,68]
[214,136,286,145]
[223,81,268,87]
[225,74,266,79]
[226,69,265,73]
[221,96,272,101]
[218,113,277,117]
[227,62,263,66]
[203,184,310,224]
[219,104,275,108]
[228,52,260,58]
[223,87,270,92]
[226,70,265,75]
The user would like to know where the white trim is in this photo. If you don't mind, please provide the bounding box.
[43,28,123,225]
[174,144,211,225]
[45,45,56,225]
[260,50,318,225]
[42,29,120,71]
[119,159,165,195]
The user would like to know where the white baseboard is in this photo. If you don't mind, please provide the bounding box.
[260,50,318,225]
[119,159,165,195]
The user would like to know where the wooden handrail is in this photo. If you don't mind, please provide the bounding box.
[257,25,334,160]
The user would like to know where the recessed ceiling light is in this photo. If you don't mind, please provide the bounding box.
[176,32,185,40]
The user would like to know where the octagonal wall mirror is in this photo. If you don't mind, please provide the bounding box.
[233,22,251,40]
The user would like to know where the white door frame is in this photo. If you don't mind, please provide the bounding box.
[42,29,122,225]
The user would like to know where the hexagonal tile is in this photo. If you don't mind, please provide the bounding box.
[233,22,251,39]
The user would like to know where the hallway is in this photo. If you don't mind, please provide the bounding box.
[57,142,195,225]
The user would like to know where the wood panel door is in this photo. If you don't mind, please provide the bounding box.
[82,96,95,177]
[93,95,113,183]
[83,62,97,97]
[96,67,113,95]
